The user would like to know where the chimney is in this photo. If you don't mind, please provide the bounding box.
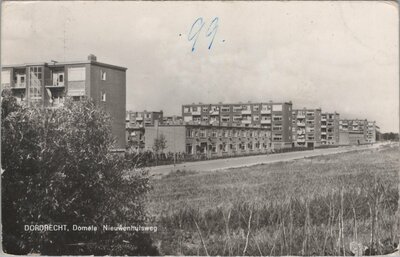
[88,54,97,61]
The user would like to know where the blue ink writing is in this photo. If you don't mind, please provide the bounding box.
[188,17,219,52]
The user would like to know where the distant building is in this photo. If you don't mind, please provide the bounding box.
[366,121,378,143]
[339,119,370,145]
[181,101,293,149]
[162,115,183,125]
[292,108,322,148]
[321,112,340,145]
[1,55,127,149]
[144,124,272,157]
[126,110,163,128]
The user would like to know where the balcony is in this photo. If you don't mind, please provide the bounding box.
[45,79,65,88]
[242,119,252,124]
[136,117,143,121]
[241,110,251,115]
[12,82,26,89]
[297,122,306,127]
[321,125,327,128]
[261,119,271,124]
[297,114,306,119]
[260,109,271,114]
[209,110,219,115]
[192,111,201,115]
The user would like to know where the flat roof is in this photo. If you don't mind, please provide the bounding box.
[2,59,127,71]
[182,101,292,106]
[143,124,272,130]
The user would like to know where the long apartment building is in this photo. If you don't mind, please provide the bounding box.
[321,112,340,145]
[144,124,272,157]
[292,108,322,148]
[1,55,127,149]
[181,101,293,149]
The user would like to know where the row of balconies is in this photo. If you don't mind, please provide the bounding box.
[191,109,274,115]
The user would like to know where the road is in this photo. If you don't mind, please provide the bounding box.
[149,143,387,176]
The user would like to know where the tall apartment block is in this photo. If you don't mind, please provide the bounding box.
[1,55,127,149]
[126,110,163,128]
[366,121,378,143]
[321,112,340,145]
[292,108,322,148]
[181,101,293,149]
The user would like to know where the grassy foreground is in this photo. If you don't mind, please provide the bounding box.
[147,144,399,255]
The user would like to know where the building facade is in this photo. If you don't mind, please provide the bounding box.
[1,55,127,149]
[339,119,368,145]
[144,124,272,157]
[366,121,378,143]
[321,112,340,145]
[162,115,184,125]
[126,110,163,128]
[292,108,322,148]
[181,101,293,149]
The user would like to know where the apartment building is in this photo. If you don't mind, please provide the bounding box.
[321,112,340,145]
[181,101,293,149]
[144,124,272,157]
[339,119,368,145]
[126,110,163,128]
[366,121,378,143]
[292,108,322,148]
[162,115,184,125]
[1,55,127,149]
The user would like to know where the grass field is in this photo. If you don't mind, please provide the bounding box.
[146,143,399,256]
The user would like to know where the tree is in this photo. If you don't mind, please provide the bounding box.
[152,134,167,165]
[152,134,167,154]
[1,91,158,255]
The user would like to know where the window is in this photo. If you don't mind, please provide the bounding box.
[202,106,208,112]
[273,126,282,131]
[253,105,260,111]
[184,107,190,113]
[29,66,43,101]
[186,144,193,154]
[59,74,63,83]
[273,115,282,121]
[221,115,230,122]
[101,70,107,80]
[68,67,86,96]
[253,115,259,121]
[101,92,106,102]
[221,106,230,112]
[186,129,192,138]
[200,129,206,138]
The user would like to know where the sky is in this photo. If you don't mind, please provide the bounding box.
[1,1,398,132]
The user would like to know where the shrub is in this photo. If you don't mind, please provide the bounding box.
[1,91,158,255]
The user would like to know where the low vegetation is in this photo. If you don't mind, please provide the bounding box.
[148,144,399,255]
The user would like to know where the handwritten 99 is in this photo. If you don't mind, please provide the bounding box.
[188,17,219,52]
